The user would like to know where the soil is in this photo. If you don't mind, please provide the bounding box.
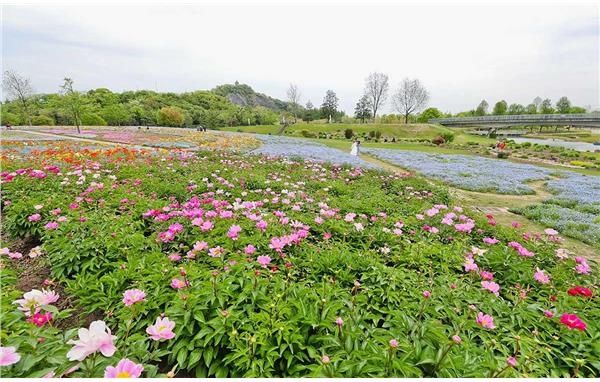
[2,233,104,330]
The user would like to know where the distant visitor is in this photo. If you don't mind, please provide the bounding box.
[350,140,361,156]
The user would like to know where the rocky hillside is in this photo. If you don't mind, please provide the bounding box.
[212,82,290,111]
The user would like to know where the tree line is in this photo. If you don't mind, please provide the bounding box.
[2,70,589,129]
[1,71,280,129]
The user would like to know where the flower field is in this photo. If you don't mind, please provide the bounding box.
[1,136,599,378]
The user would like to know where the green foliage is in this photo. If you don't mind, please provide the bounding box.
[1,144,599,378]
[31,115,55,125]
[540,99,554,114]
[492,100,508,115]
[556,97,571,114]
[344,128,354,139]
[418,108,443,123]
[2,111,22,125]
[157,106,185,127]
[81,113,108,126]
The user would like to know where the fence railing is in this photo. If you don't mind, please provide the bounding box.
[429,114,600,124]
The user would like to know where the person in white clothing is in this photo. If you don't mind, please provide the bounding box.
[350,140,360,156]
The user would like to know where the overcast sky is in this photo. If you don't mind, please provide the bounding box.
[2,2,599,113]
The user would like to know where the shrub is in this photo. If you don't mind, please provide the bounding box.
[157,106,185,127]
[497,151,510,159]
[300,130,316,138]
[81,113,108,126]
[441,132,455,143]
[431,136,445,145]
[31,115,55,126]
[1,112,21,125]
[344,128,354,139]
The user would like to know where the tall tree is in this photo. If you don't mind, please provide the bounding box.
[2,70,34,126]
[364,72,389,121]
[540,98,554,114]
[533,96,542,111]
[492,100,508,115]
[286,84,301,123]
[525,103,537,114]
[60,78,85,133]
[508,103,525,115]
[555,96,571,114]
[354,94,372,123]
[475,100,488,116]
[391,78,429,124]
[320,90,339,122]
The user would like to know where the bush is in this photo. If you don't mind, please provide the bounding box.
[31,115,55,126]
[497,151,510,159]
[157,106,185,127]
[81,113,108,126]
[300,130,316,138]
[441,132,455,143]
[431,136,445,145]
[344,128,354,139]
[1,112,21,125]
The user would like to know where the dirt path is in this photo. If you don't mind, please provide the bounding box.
[360,153,599,261]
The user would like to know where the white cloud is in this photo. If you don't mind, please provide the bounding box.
[2,2,598,113]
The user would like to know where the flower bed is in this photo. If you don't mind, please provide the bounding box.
[0,140,598,378]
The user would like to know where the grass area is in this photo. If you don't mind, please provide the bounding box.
[315,138,469,154]
[222,123,456,138]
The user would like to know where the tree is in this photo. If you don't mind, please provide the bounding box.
[364,72,389,121]
[286,84,301,123]
[100,104,131,126]
[391,78,429,123]
[417,107,443,123]
[320,90,339,122]
[2,70,34,126]
[533,96,542,111]
[540,99,554,114]
[492,100,507,115]
[508,103,525,115]
[525,104,537,114]
[556,96,571,114]
[569,106,586,114]
[475,100,488,116]
[60,78,85,133]
[354,95,372,123]
[157,106,185,126]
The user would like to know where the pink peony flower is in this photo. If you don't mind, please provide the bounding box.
[560,313,586,331]
[146,317,176,341]
[208,246,224,258]
[122,289,146,306]
[44,221,59,230]
[227,225,242,240]
[389,339,399,348]
[244,244,256,255]
[0,346,21,366]
[14,289,59,316]
[335,317,344,326]
[422,290,431,298]
[481,281,500,296]
[321,355,330,364]
[256,220,268,231]
[104,358,144,378]
[256,255,271,268]
[170,278,187,289]
[464,257,478,272]
[476,312,495,329]
[66,320,117,361]
[544,228,558,236]
[544,310,554,318]
[200,221,214,232]
[534,268,551,284]
[480,271,494,280]
[28,214,41,222]
[507,356,517,367]
[452,335,462,344]
[483,237,499,245]
[27,312,53,327]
